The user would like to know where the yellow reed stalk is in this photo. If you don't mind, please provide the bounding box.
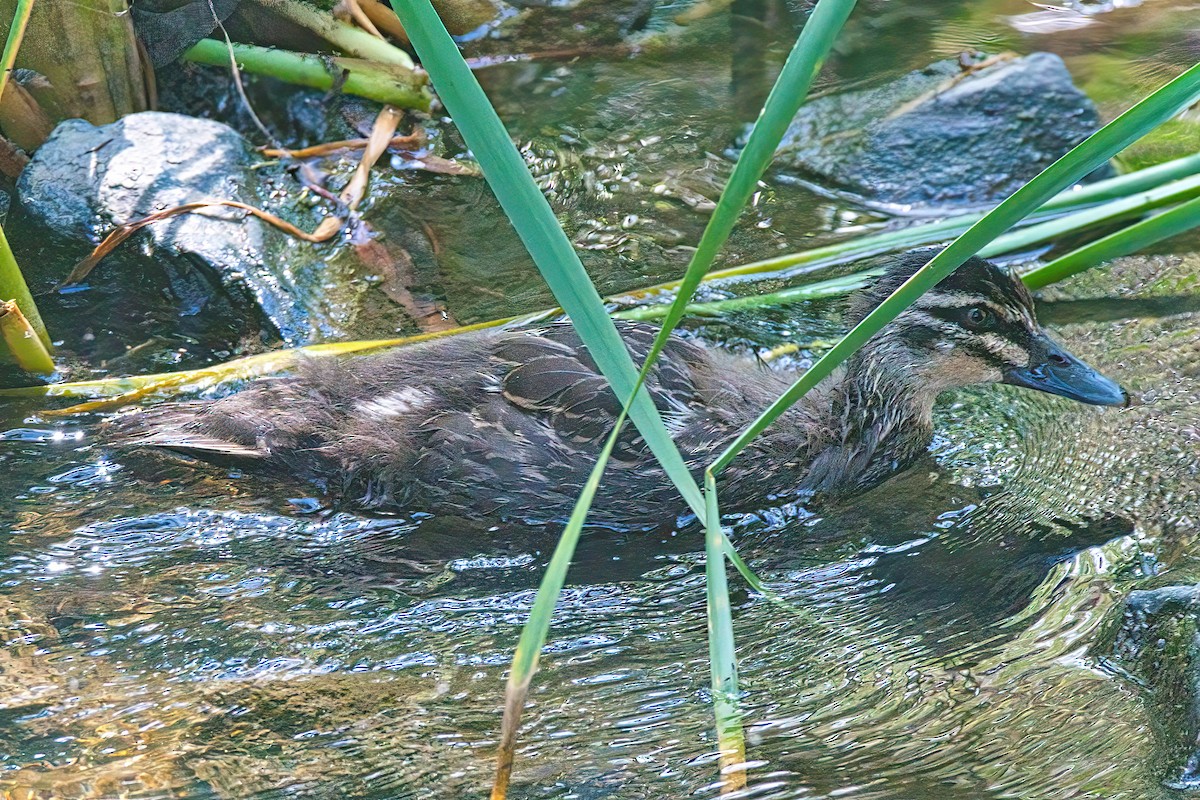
[0,299,54,374]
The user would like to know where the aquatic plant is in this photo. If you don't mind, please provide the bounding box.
[1024,192,1200,289]
[393,1,859,791]
[182,38,431,110]
[177,0,432,110]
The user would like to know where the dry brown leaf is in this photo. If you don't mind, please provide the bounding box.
[358,0,410,41]
[60,201,342,288]
[261,130,425,159]
[340,104,403,212]
[353,237,458,332]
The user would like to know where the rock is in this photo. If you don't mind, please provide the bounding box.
[1103,585,1200,789]
[763,53,1105,209]
[16,111,409,351]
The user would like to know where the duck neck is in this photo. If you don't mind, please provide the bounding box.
[845,347,938,430]
[809,349,940,492]
[714,345,943,504]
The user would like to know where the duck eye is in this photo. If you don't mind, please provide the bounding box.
[965,307,990,328]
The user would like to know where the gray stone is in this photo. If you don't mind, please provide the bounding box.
[764,53,1105,209]
[16,111,340,346]
[1103,585,1200,789]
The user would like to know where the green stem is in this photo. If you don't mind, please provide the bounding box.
[704,471,745,790]
[1024,195,1200,289]
[245,0,416,69]
[0,224,48,348]
[0,0,33,101]
[982,172,1200,256]
[612,270,880,321]
[183,39,431,111]
[1037,151,1200,211]
[491,415,628,800]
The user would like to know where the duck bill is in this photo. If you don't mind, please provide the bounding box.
[1003,332,1127,407]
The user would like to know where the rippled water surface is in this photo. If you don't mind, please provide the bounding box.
[4,1,1200,798]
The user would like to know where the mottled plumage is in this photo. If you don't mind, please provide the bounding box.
[110,250,1126,525]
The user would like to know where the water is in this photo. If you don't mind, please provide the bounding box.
[3,1,1200,797]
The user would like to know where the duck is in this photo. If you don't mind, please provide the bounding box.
[110,249,1127,526]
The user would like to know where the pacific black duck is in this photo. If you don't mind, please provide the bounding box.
[112,250,1127,525]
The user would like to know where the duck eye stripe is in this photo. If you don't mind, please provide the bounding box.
[921,290,992,307]
[975,333,1030,366]
[922,297,1038,329]
[900,307,1031,366]
[922,301,1001,324]
[960,339,1011,369]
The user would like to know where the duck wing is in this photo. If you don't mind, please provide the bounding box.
[107,322,712,518]
[493,322,706,451]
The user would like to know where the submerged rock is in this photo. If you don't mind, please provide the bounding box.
[1103,585,1200,789]
[765,52,1105,209]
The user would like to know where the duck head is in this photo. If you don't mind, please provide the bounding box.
[848,249,1127,407]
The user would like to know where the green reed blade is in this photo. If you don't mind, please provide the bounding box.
[627,172,1200,322]
[0,0,50,351]
[490,416,628,800]
[704,470,745,791]
[602,2,855,786]
[393,0,706,519]
[591,0,857,532]
[1038,151,1200,211]
[622,150,1200,299]
[1023,194,1200,289]
[711,60,1200,475]
[396,1,857,793]
[0,299,52,373]
[0,0,33,101]
[612,269,879,321]
[631,0,858,380]
[0,223,49,350]
[982,172,1200,257]
[482,0,858,605]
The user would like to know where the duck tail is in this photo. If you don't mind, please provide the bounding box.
[106,404,269,460]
